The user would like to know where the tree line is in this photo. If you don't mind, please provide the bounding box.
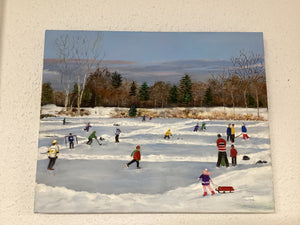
[41,31,267,117]
[42,59,267,115]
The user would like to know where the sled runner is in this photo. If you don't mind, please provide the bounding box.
[215,186,234,193]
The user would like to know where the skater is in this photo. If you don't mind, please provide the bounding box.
[65,133,77,149]
[197,169,215,196]
[149,116,152,121]
[87,131,97,145]
[194,123,199,132]
[47,140,59,170]
[115,128,121,143]
[164,129,172,139]
[84,122,92,132]
[216,134,229,168]
[126,145,141,169]
[226,124,231,142]
[142,115,146,121]
[241,122,249,140]
[231,124,235,143]
[230,144,238,166]
[201,122,207,131]
[63,118,66,125]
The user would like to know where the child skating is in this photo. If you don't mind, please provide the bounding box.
[126,145,141,169]
[230,144,238,166]
[164,129,172,139]
[241,122,249,140]
[197,169,215,196]
[115,128,121,143]
[86,131,99,145]
[193,123,199,132]
[47,140,59,170]
[84,122,92,132]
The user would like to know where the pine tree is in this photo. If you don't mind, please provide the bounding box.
[129,81,137,96]
[204,87,213,106]
[169,85,178,103]
[41,83,53,105]
[179,74,193,104]
[247,94,256,107]
[111,71,122,88]
[128,105,138,117]
[139,82,150,101]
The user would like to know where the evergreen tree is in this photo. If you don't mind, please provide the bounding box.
[129,81,137,96]
[204,87,213,106]
[111,71,122,88]
[247,94,256,107]
[128,105,138,117]
[139,82,150,101]
[41,83,53,105]
[179,74,193,104]
[169,85,178,103]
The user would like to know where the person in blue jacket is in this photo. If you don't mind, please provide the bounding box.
[241,122,249,140]
[226,124,231,142]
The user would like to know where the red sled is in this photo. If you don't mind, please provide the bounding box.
[215,186,234,193]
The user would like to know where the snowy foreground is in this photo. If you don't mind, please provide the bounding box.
[35,107,274,213]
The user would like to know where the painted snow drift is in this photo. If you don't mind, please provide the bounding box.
[35,31,274,213]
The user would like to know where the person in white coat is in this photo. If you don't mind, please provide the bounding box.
[47,140,59,170]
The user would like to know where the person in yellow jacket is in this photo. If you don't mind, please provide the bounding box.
[231,124,235,143]
[164,129,172,139]
[47,140,59,170]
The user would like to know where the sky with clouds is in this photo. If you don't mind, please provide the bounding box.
[44,31,264,62]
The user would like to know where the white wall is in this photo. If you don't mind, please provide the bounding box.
[0,0,299,224]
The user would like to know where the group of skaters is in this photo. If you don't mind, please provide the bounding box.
[47,118,250,198]
[197,122,250,196]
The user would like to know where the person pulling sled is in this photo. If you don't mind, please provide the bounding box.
[197,169,215,196]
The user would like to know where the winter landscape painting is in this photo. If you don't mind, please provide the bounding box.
[35,31,274,213]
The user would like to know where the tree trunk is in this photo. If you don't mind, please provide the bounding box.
[231,91,235,118]
[244,90,248,117]
[256,89,260,118]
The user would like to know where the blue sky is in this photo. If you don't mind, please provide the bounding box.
[44,31,264,63]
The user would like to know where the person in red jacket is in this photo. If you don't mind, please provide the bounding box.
[126,145,141,169]
[216,134,229,168]
[230,144,238,166]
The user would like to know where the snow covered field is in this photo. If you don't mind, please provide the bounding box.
[35,107,274,213]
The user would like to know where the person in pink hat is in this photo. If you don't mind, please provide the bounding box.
[197,169,215,196]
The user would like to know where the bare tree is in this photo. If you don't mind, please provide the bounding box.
[55,32,103,115]
[230,50,265,117]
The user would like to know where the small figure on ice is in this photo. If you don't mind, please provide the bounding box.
[84,122,92,132]
[230,144,238,167]
[65,133,78,149]
[115,128,121,143]
[231,124,235,143]
[87,131,101,145]
[193,123,200,132]
[126,145,141,169]
[197,169,215,196]
[200,122,207,131]
[47,140,59,170]
[63,118,66,125]
[142,115,147,122]
[164,129,172,139]
[216,134,229,168]
[226,123,231,142]
[241,122,249,140]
